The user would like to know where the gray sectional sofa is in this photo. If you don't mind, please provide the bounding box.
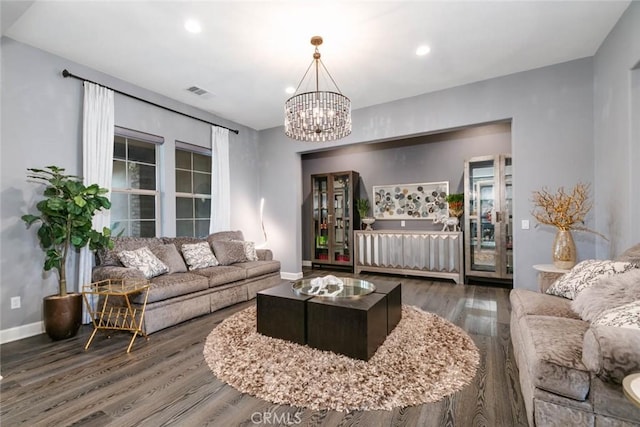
[92,230,281,334]
[510,244,640,426]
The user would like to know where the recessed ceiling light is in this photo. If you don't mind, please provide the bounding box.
[285,86,296,95]
[185,19,202,34]
[416,45,431,56]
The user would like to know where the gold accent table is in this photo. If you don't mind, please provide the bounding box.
[623,373,640,408]
[82,279,150,353]
[533,264,570,293]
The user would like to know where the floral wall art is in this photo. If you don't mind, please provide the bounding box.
[373,181,449,220]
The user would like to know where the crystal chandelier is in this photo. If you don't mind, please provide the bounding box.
[284,36,352,142]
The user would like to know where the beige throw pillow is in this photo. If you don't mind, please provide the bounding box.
[118,246,168,279]
[181,242,219,270]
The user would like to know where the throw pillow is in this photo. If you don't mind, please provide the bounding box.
[118,246,168,279]
[150,244,188,274]
[615,243,640,266]
[211,240,248,265]
[546,259,635,300]
[571,268,640,321]
[181,242,219,270]
[592,300,640,331]
[234,240,258,261]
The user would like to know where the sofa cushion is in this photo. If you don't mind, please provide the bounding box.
[211,240,247,265]
[191,265,246,287]
[131,272,209,304]
[234,260,281,279]
[519,315,590,400]
[117,247,168,279]
[163,236,206,252]
[571,269,640,321]
[583,324,640,384]
[546,259,635,300]
[182,242,219,270]
[510,289,580,320]
[207,230,244,244]
[98,237,164,266]
[150,244,188,274]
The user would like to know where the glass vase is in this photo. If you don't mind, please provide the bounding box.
[552,229,576,269]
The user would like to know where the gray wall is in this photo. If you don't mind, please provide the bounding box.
[593,1,640,258]
[0,37,262,336]
[259,55,597,290]
[300,122,511,260]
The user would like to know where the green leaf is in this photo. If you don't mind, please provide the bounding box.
[21,214,40,226]
[73,195,87,207]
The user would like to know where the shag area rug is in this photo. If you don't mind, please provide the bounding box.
[203,305,479,412]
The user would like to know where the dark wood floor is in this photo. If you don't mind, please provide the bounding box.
[0,269,528,427]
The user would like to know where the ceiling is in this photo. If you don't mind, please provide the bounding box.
[1,1,630,131]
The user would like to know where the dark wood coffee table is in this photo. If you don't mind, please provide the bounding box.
[257,279,402,361]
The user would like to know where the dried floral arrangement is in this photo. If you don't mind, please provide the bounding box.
[531,182,606,239]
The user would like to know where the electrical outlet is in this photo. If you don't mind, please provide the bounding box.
[401,220,406,227]
[11,296,21,309]
[521,219,530,230]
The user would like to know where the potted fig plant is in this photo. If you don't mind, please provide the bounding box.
[22,166,113,340]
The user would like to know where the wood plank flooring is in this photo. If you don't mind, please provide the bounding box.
[0,270,528,427]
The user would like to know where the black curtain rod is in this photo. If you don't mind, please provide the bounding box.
[62,69,239,135]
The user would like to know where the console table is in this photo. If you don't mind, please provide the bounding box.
[354,230,464,284]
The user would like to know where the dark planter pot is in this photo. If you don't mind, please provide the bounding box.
[43,293,83,340]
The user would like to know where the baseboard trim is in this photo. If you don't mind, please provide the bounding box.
[0,321,44,344]
[280,271,303,281]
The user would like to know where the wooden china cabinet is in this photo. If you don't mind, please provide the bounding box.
[311,171,359,268]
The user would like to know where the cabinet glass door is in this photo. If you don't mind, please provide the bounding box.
[468,160,497,273]
[331,174,351,263]
[312,175,329,261]
[503,157,513,275]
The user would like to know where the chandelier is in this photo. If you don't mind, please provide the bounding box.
[284,36,352,142]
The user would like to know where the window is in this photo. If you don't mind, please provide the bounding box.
[175,144,212,237]
[111,128,161,237]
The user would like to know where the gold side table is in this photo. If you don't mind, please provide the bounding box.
[533,264,570,293]
[82,279,150,353]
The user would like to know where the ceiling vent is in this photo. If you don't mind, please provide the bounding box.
[186,85,212,97]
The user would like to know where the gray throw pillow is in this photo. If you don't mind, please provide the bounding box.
[571,268,640,321]
[117,246,168,279]
[615,243,640,266]
[181,242,219,270]
[233,240,258,262]
[150,244,188,274]
[211,240,248,265]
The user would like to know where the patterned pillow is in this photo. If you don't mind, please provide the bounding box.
[546,259,635,300]
[117,246,168,279]
[211,240,248,265]
[234,240,258,262]
[592,300,640,331]
[181,242,219,270]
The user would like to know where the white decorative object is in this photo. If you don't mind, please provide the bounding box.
[433,214,460,231]
[308,275,344,297]
[362,217,376,230]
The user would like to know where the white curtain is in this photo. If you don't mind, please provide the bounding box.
[210,126,230,232]
[78,82,114,322]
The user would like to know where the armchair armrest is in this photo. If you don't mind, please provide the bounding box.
[92,266,145,282]
[582,325,640,384]
[256,249,273,261]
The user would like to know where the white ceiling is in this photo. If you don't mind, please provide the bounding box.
[1,1,630,131]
